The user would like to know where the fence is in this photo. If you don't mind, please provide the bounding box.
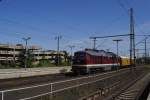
[0,68,130,100]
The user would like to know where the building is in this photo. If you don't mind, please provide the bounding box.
[0,44,39,61]
[33,50,67,61]
[0,44,68,66]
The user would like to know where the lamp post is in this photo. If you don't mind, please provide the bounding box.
[22,37,31,70]
[68,45,75,66]
[55,36,62,66]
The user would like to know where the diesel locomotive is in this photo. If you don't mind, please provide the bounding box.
[72,49,133,74]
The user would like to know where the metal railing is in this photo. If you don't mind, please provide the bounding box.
[0,68,130,100]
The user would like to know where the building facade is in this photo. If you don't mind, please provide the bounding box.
[0,44,68,67]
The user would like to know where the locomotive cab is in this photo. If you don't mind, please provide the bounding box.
[73,52,86,65]
[72,52,88,74]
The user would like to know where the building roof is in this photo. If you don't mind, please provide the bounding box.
[0,44,40,50]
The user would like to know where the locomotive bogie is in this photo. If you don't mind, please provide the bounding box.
[72,65,88,74]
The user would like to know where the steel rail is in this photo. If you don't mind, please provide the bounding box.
[0,68,131,100]
[20,70,129,100]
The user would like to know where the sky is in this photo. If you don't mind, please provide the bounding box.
[0,0,150,56]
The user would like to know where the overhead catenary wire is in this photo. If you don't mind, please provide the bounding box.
[89,1,132,53]
[135,35,150,46]
[116,0,129,15]
[135,35,150,64]
[0,18,50,34]
[0,18,54,40]
[116,0,148,40]
[118,0,149,64]
[118,0,150,38]
[99,13,127,34]
[90,34,130,39]
[90,34,130,54]
[1,0,136,51]
[96,39,107,49]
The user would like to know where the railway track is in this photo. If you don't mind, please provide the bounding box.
[0,66,149,100]
[0,67,130,91]
[115,72,150,100]
[79,67,150,100]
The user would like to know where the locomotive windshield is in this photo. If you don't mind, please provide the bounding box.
[74,52,85,58]
[73,52,86,64]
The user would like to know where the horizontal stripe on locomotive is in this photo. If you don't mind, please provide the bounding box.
[72,63,120,67]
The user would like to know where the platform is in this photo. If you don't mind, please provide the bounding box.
[0,66,71,79]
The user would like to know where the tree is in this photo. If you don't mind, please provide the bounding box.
[63,51,69,62]
[18,49,35,68]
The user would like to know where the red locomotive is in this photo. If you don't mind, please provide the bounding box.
[72,49,121,74]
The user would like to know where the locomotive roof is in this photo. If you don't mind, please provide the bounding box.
[120,56,129,58]
[107,52,118,57]
[86,50,107,56]
[76,49,118,57]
